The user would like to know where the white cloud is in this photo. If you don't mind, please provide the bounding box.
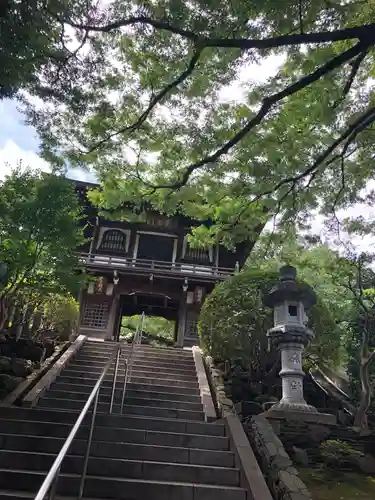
[0,139,50,180]
[219,53,285,102]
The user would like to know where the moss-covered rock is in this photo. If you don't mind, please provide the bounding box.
[0,356,12,373]
[0,373,23,392]
[11,358,33,377]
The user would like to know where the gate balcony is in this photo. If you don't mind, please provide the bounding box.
[77,252,234,282]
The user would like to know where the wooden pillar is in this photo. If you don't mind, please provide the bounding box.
[106,295,120,341]
[176,298,187,347]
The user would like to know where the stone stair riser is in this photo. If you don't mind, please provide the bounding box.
[38,398,205,420]
[0,434,233,466]
[43,390,203,411]
[67,364,198,381]
[54,380,200,396]
[60,372,200,388]
[0,419,229,450]
[79,350,196,363]
[51,383,201,403]
[75,357,197,374]
[0,451,239,486]
[0,407,224,437]
[0,470,246,500]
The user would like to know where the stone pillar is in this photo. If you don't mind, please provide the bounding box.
[278,342,310,410]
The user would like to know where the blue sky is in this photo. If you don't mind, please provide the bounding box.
[0,99,95,182]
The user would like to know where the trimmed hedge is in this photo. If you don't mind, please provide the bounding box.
[199,269,341,368]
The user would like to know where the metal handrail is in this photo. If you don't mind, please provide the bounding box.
[34,345,120,500]
[109,342,128,414]
[120,312,145,413]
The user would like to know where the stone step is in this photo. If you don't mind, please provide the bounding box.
[0,407,225,436]
[51,382,201,403]
[53,379,200,396]
[126,375,199,388]
[0,450,239,486]
[38,398,205,420]
[80,346,195,361]
[82,343,194,356]
[80,347,195,359]
[0,419,229,450]
[0,434,233,466]
[66,364,198,381]
[0,470,246,500]
[59,372,199,388]
[78,355,196,369]
[76,356,197,374]
[0,492,85,500]
[0,489,83,500]
[44,390,203,412]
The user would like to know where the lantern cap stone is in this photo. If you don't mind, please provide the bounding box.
[263,265,317,309]
[280,265,297,281]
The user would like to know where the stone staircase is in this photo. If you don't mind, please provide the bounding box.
[0,340,247,499]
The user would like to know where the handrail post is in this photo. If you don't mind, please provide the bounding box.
[78,389,100,499]
[48,466,60,500]
[120,312,145,414]
[109,347,120,414]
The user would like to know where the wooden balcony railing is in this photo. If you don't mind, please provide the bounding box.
[76,252,234,279]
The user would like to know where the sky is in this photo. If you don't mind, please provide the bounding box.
[0,99,95,182]
[0,54,374,254]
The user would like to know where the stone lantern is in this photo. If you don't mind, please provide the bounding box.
[263,265,318,414]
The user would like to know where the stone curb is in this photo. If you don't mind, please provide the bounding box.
[225,415,274,500]
[205,355,236,418]
[22,335,87,407]
[246,415,313,500]
[192,346,217,422]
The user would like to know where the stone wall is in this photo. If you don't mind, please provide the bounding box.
[245,415,313,500]
[204,355,237,417]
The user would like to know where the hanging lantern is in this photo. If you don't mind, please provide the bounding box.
[194,286,204,304]
[96,276,107,293]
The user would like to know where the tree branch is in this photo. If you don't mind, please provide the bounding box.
[141,41,368,190]
[52,28,90,86]
[333,49,368,108]
[64,16,375,49]
[247,105,375,205]
[83,48,202,154]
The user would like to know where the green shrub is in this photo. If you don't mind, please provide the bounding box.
[199,270,276,368]
[42,294,79,340]
[320,439,364,468]
[199,268,341,368]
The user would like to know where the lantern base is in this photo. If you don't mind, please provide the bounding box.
[268,401,318,413]
[262,408,336,425]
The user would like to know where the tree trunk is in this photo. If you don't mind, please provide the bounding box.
[353,360,372,428]
[10,304,23,334]
[0,295,10,331]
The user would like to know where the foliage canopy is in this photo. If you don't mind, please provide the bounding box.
[0,168,85,306]
[2,0,374,246]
